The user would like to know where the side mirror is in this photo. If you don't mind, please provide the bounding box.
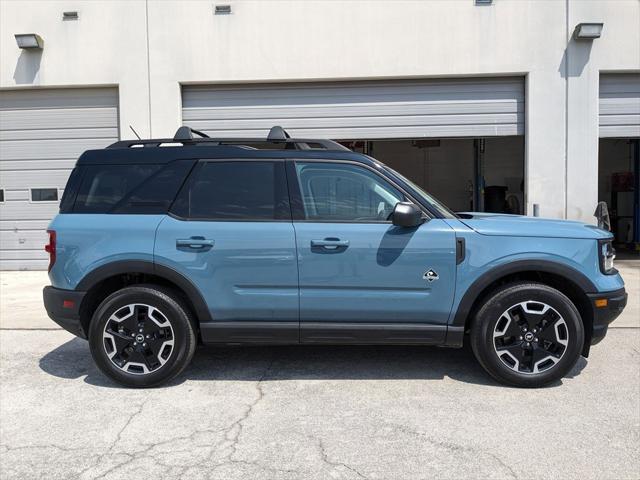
[391,202,424,227]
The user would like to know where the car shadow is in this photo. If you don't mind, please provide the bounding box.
[376,225,418,266]
[38,337,587,389]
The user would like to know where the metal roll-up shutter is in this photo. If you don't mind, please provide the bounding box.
[182,77,524,139]
[0,87,119,270]
[599,74,640,138]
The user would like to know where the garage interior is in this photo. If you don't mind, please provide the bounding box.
[341,137,524,214]
[598,74,640,251]
[598,138,639,248]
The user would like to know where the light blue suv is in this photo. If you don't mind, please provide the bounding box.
[43,126,627,388]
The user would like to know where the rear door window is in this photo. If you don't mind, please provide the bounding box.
[171,160,290,220]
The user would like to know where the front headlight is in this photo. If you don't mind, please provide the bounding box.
[599,239,616,275]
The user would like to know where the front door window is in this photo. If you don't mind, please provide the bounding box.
[295,162,404,222]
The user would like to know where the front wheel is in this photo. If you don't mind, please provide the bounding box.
[470,282,584,388]
[88,285,196,388]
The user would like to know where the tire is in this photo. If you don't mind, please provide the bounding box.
[470,282,584,388]
[88,284,197,388]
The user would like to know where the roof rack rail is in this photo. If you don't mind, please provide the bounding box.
[107,125,350,151]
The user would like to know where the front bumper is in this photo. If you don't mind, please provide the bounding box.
[43,286,87,339]
[587,287,627,346]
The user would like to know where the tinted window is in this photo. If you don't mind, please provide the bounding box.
[112,160,195,214]
[72,161,194,214]
[0,189,4,202]
[59,167,84,213]
[295,162,404,222]
[31,188,59,202]
[171,161,290,220]
[74,164,160,212]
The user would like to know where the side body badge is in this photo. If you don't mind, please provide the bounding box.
[423,269,439,282]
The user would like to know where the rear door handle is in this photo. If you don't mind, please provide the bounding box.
[311,238,350,249]
[176,237,214,250]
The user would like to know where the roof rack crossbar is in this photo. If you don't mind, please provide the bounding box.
[267,126,290,141]
[107,125,350,151]
[174,126,210,141]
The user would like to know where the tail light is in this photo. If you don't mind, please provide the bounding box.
[44,230,56,272]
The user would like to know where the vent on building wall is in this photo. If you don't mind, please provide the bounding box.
[62,11,79,21]
[475,0,493,5]
[214,4,232,15]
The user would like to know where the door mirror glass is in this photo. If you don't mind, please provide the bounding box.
[391,202,424,227]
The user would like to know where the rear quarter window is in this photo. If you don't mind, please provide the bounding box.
[59,167,84,213]
[72,160,195,214]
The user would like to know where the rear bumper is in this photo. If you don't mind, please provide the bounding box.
[42,286,87,339]
[587,287,627,346]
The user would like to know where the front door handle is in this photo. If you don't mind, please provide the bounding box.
[176,237,214,251]
[311,238,350,250]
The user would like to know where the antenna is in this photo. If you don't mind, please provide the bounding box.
[129,125,142,140]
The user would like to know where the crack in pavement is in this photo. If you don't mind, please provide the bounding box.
[82,399,264,479]
[212,355,276,464]
[76,397,150,480]
[383,422,518,480]
[316,437,368,479]
[484,452,519,480]
[79,357,285,480]
[185,459,299,479]
[0,443,86,453]
[76,425,232,480]
[192,355,304,478]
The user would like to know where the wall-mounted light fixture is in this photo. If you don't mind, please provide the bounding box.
[214,4,232,14]
[14,34,44,49]
[573,22,603,40]
[475,0,493,5]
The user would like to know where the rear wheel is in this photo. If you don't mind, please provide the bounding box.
[470,282,584,388]
[88,285,196,388]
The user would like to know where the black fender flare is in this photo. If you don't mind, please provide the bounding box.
[449,259,596,331]
[76,260,212,322]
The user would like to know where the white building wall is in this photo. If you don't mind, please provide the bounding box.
[1,0,639,223]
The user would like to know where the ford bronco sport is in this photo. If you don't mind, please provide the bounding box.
[43,126,627,388]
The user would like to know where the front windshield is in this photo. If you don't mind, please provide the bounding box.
[384,166,458,219]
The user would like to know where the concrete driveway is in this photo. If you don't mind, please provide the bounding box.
[1,262,639,480]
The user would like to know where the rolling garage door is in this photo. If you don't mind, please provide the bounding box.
[0,87,119,270]
[182,77,524,139]
[599,74,640,138]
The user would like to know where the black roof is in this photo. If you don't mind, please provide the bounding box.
[77,144,376,166]
[77,125,378,167]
